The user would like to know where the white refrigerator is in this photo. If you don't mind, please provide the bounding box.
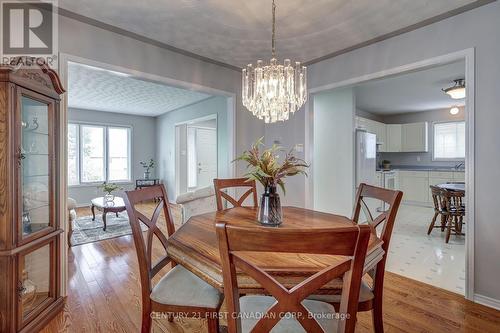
[355,130,377,187]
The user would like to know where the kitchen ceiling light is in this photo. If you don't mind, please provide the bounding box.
[442,79,466,99]
[242,0,307,123]
[449,106,460,115]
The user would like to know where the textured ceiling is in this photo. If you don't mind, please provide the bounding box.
[355,61,466,115]
[59,0,481,68]
[67,62,212,116]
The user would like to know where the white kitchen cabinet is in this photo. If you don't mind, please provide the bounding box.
[386,124,402,152]
[402,122,428,152]
[399,171,429,204]
[356,117,387,151]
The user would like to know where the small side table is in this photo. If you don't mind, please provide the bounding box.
[135,178,160,190]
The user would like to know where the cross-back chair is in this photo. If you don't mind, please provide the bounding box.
[217,222,372,333]
[428,185,465,243]
[214,178,258,211]
[310,183,403,333]
[124,184,223,333]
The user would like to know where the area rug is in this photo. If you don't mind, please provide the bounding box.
[70,212,137,246]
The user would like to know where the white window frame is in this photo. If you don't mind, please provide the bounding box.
[432,121,465,161]
[69,122,132,186]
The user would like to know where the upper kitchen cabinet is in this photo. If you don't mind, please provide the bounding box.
[355,116,387,151]
[402,122,428,152]
[386,124,402,152]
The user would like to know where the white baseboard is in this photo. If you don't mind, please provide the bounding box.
[474,294,500,310]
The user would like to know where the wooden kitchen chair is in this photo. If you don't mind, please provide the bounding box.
[124,185,223,333]
[217,222,371,333]
[310,183,403,333]
[213,178,258,211]
[428,185,465,243]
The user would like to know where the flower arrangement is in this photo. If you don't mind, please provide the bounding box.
[140,159,155,173]
[140,159,155,179]
[234,137,309,194]
[98,182,122,195]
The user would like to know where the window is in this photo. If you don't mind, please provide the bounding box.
[67,124,79,186]
[433,121,465,160]
[68,123,131,185]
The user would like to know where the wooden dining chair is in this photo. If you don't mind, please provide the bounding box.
[217,222,371,333]
[310,183,403,333]
[124,185,223,333]
[213,178,258,211]
[428,185,465,243]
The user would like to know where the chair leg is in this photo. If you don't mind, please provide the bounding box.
[440,214,446,231]
[207,316,219,333]
[141,311,152,333]
[427,212,438,235]
[372,293,384,333]
[445,216,453,243]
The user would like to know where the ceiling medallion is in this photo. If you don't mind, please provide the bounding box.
[442,79,466,99]
[242,0,307,123]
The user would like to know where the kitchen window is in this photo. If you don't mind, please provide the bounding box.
[68,123,131,185]
[433,121,465,160]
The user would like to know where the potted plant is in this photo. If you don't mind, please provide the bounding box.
[140,159,155,179]
[382,160,391,170]
[234,137,309,226]
[98,182,122,203]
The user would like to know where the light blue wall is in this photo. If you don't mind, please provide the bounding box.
[68,108,157,205]
[156,96,229,199]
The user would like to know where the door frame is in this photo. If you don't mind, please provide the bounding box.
[174,113,218,196]
[305,48,475,300]
[58,53,236,297]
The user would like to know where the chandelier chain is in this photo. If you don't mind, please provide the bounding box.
[272,0,276,58]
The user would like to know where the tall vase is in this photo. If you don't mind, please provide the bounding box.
[259,185,282,226]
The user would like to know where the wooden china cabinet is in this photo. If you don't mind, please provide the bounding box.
[0,59,65,332]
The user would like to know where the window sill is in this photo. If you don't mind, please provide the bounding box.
[69,181,133,188]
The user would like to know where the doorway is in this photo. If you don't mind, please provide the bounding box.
[307,49,474,299]
[176,115,218,195]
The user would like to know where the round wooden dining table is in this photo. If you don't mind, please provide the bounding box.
[166,206,384,294]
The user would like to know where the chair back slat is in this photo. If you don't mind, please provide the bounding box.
[352,183,403,253]
[124,184,176,301]
[430,185,465,214]
[217,222,371,333]
[214,178,258,211]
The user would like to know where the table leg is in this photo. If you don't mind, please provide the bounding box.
[116,212,119,217]
[103,212,107,231]
[91,204,96,221]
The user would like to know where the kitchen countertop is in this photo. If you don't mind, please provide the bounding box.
[377,165,465,172]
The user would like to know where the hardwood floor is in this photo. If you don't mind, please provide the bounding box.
[41,203,500,332]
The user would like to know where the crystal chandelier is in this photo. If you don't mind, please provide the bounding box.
[242,0,307,123]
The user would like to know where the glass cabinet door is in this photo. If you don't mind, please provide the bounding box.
[17,240,56,327]
[19,94,55,241]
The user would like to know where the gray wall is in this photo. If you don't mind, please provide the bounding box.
[300,1,500,302]
[380,107,465,167]
[156,96,228,199]
[356,108,385,122]
[67,108,156,205]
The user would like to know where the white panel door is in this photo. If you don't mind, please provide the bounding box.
[386,124,402,152]
[399,172,429,203]
[194,128,217,189]
[402,122,428,152]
